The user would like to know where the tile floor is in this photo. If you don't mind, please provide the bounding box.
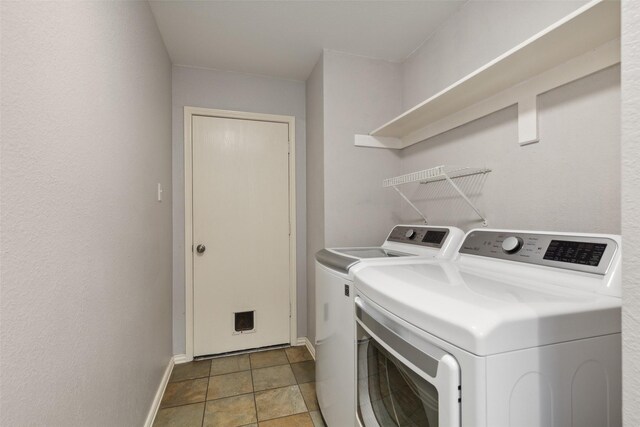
[154,346,326,427]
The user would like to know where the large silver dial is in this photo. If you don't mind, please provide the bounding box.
[405,229,416,239]
[502,236,523,254]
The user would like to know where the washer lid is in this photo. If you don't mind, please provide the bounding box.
[354,261,621,356]
[315,247,415,274]
[333,247,413,259]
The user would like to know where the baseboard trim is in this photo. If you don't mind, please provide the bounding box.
[173,353,191,364]
[296,337,316,360]
[144,355,177,427]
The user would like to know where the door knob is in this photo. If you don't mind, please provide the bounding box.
[196,244,206,254]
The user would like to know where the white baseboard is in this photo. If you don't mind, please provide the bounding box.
[296,337,316,360]
[172,353,191,364]
[144,355,177,427]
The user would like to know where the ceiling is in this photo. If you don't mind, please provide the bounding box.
[148,1,466,81]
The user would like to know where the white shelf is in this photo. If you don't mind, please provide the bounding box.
[356,0,620,149]
[384,166,491,225]
[383,166,490,187]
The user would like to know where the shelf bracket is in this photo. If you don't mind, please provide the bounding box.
[441,172,489,227]
[518,96,539,146]
[354,134,403,149]
[391,186,429,224]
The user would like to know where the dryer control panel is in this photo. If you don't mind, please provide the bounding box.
[459,230,618,275]
[386,226,450,248]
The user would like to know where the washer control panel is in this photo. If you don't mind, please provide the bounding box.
[459,230,617,275]
[387,226,450,248]
[501,236,523,254]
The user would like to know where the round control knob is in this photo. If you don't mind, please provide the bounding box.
[502,236,523,254]
[405,229,416,239]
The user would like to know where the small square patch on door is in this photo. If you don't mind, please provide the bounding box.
[234,311,255,334]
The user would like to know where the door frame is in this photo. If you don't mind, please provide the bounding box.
[184,106,297,360]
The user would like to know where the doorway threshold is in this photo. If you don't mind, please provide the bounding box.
[194,342,290,361]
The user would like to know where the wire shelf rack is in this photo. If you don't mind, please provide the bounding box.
[384,165,491,226]
[383,166,491,187]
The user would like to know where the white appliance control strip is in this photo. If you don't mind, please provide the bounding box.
[459,230,617,275]
[386,225,450,248]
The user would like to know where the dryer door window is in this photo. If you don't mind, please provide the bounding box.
[358,337,439,426]
[355,296,460,427]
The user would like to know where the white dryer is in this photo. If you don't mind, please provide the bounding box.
[353,229,622,427]
[315,225,464,427]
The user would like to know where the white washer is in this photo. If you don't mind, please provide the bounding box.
[354,229,622,427]
[315,225,464,427]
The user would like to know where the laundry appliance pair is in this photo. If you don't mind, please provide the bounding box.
[316,225,621,427]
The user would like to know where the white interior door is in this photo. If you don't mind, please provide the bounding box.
[192,115,291,356]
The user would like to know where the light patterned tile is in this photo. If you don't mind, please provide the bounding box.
[250,349,289,369]
[258,412,314,427]
[203,394,256,427]
[252,364,296,391]
[298,382,318,411]
[160,378,208,408]
[284,346,313,364]
[291,361,315,384]
[210,354,251,376]
[170,360,210,382]
[254,385,307,421]
[309,411,326,427]
[153,402,204,427]
[208,370,253,400]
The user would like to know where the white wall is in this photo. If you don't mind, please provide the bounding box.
[402,0,590,110]
[621,0,640,424]
[304,50,403,345]
[172,65,307,354]
[305,57,324,346]
[395,0,620,235]
[0,2,173,426]
[399,66,620,233]
[322,51,403,247]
